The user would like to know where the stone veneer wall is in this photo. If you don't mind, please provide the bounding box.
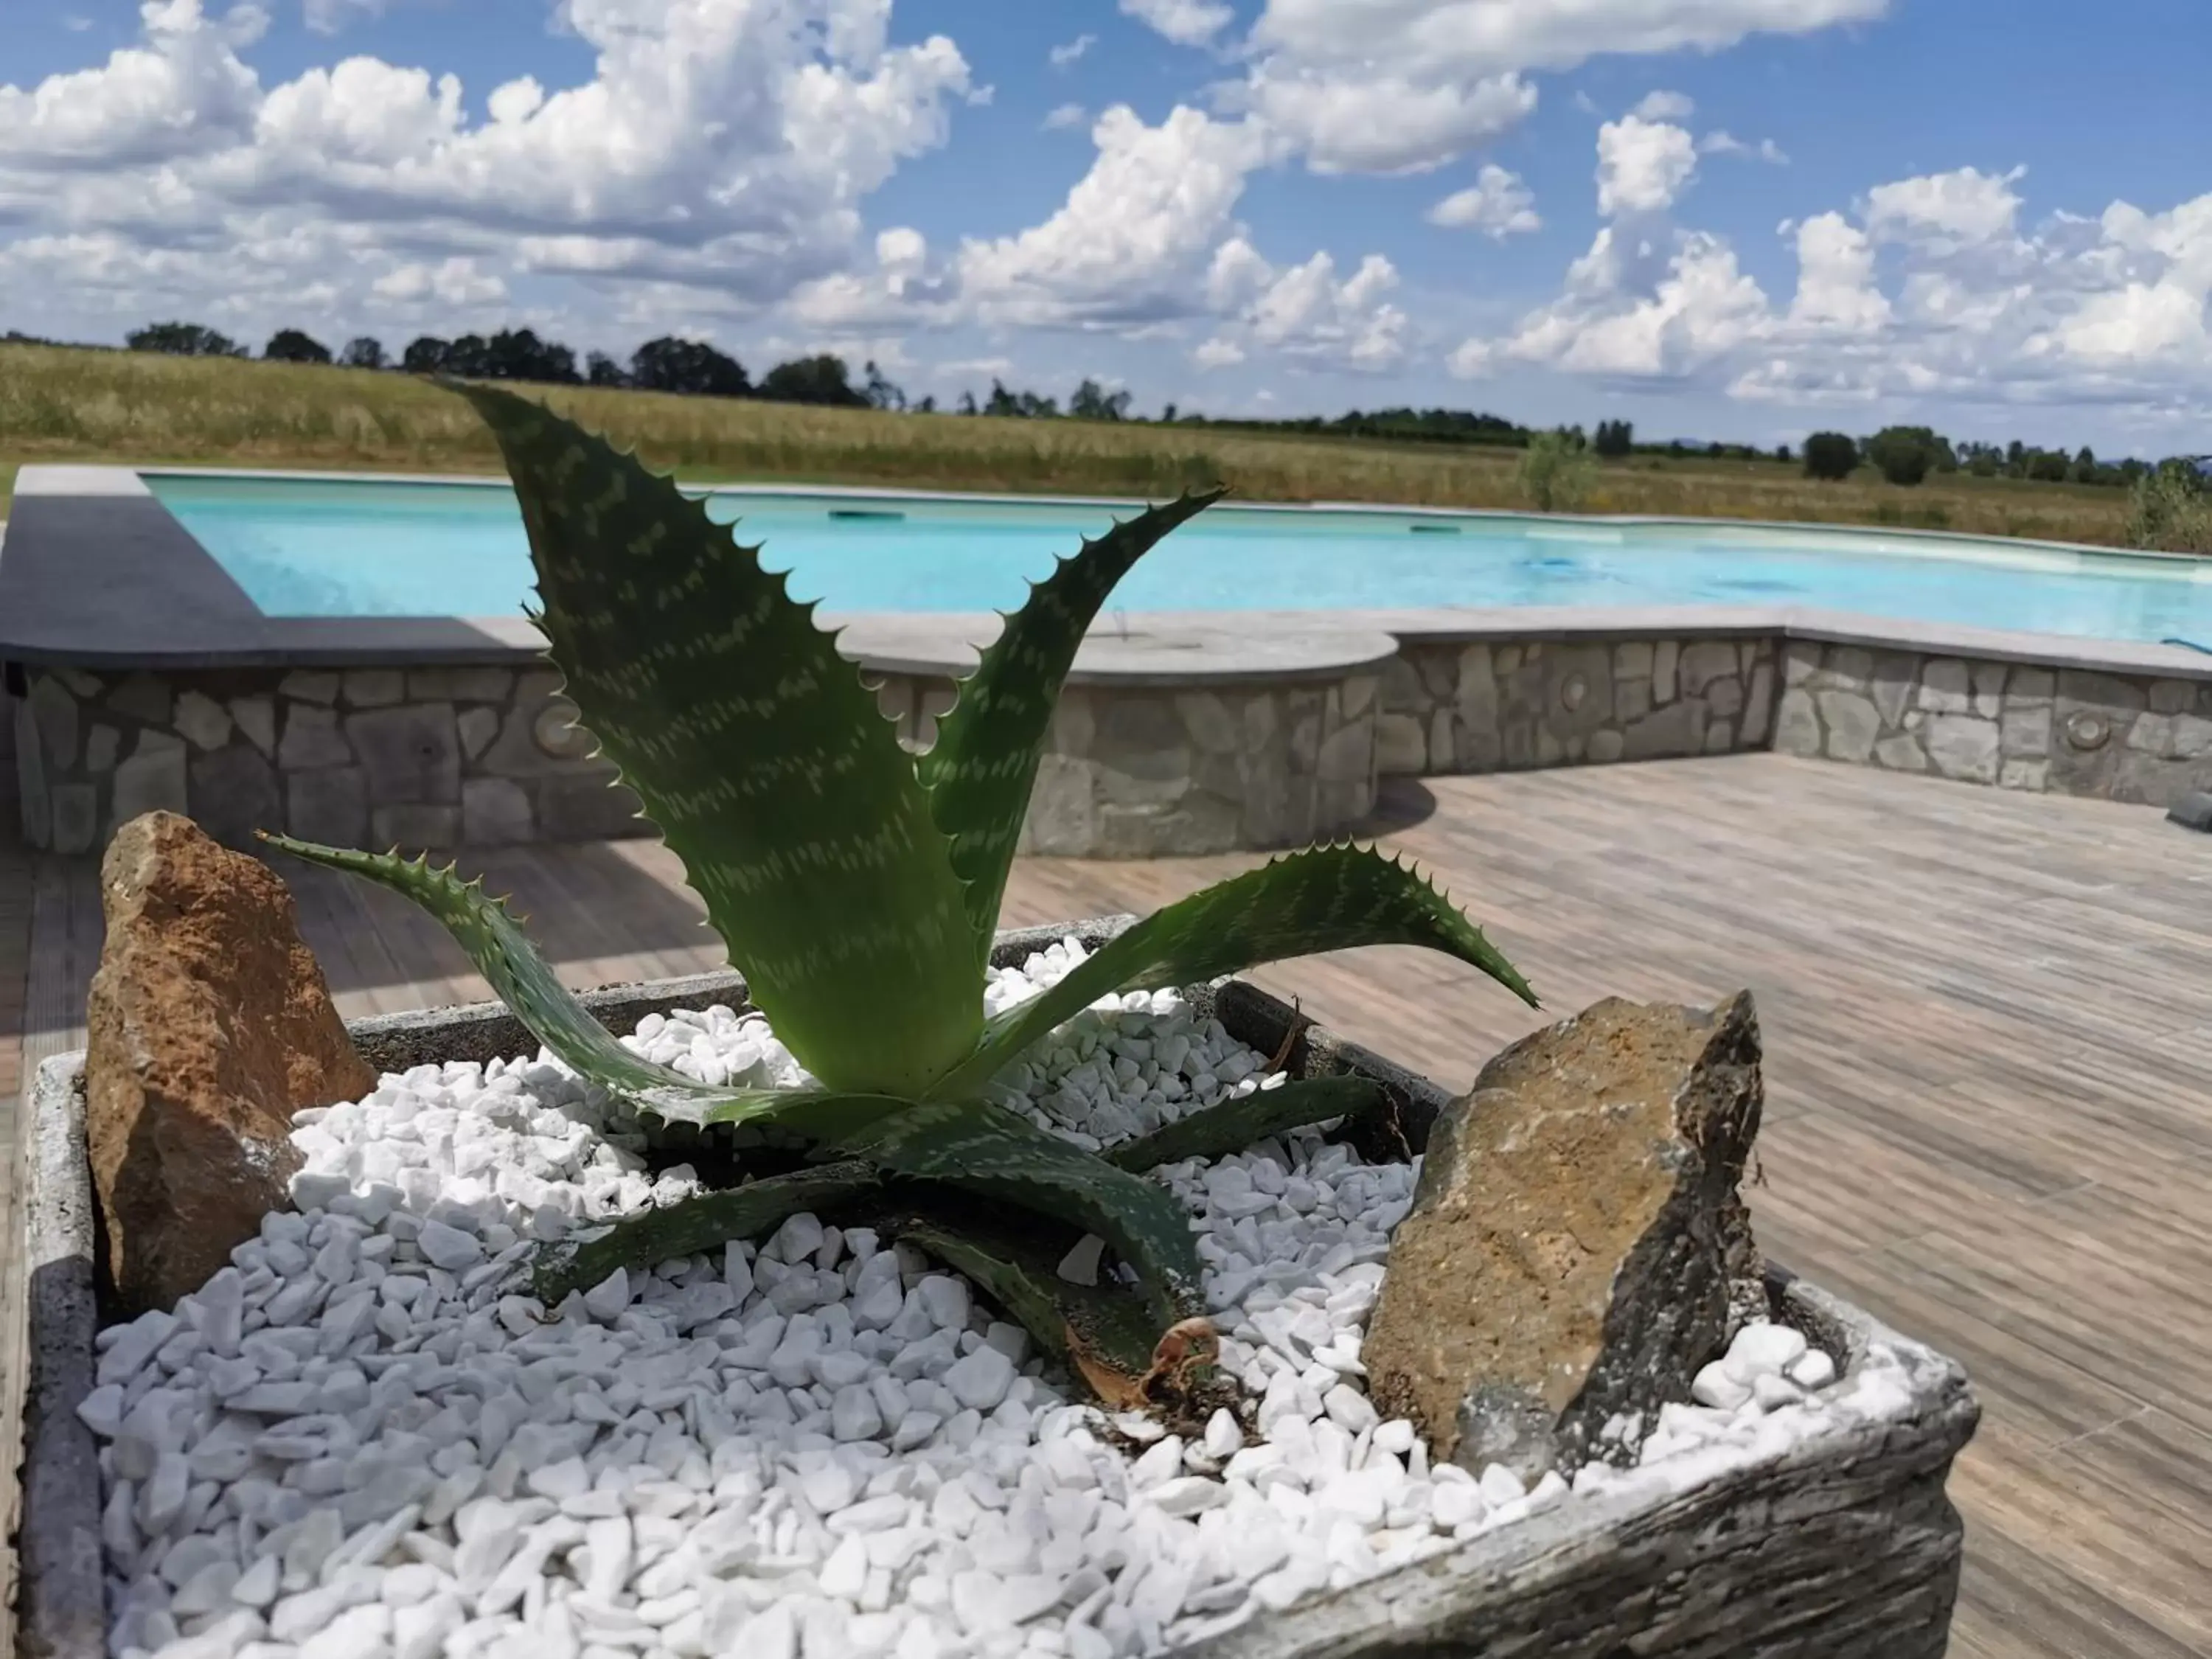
[11,664,639,855]
[1374,636,1781,776]
[872,670,1381,858]
[1773,640,2212,808]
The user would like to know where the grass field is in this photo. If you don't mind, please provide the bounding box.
[0,341,2138,546]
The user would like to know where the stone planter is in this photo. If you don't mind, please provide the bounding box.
[13,921,1978,1659]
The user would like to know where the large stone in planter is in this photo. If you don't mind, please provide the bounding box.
[1365,992,1765,1481]
[86,811,375,1315]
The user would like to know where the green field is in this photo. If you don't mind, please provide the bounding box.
[0,341,2138,546]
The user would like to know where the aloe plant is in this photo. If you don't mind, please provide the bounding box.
[265,384,1537,1399]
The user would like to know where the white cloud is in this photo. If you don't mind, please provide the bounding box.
[1701,130,1787,164]
[1786,211,1889,334]
[1865,165,2024,246]
[370,255,505,307]
[1632,89,1695,119]
[1449,119,2212,421]
[1234,0,1887,174]
[1596,115,1698,215]
[1201,237,1409,369]
[1427,164,1540,237]
[1228,69,1537,176]
[1043,102,1088,131]
[0,0,974,341]
[302,0,382,32]
[1119,0,1235,48]
[1193,335,1245,369]
[1048,33,1096,68]
[0,0,265,168]
[956,105,1276,327]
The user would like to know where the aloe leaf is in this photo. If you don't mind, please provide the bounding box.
[801,1096,1203,1329]
[262,834,810,1124]
[532,1161,881,1301]
[449,383,979,1095]
[937,843,1535,1096]
[1105,1076,1383,1172]
[897,1218,1161,1400]
[918,490,1224,963]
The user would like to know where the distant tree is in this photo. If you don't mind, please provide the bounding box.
[914,394,938,414]
[1517,431,1595,513]
[1069,378,1133,421]
[2005,439,2027,476]
[2027,448,2070,484]
[339,337,386,369]
[403,336,453,375]
[1592,419,1633,458]
[984,379,1023,417]
[2072,445,2098,484]
[1774,443,1792,463]
[628,335,749,397]
[585,352,628,387]
[263,328,332,364]
[757,354,869,407]
[957,389,978,416]
[1865,425,1949,487]
[1802,431,1859,481]
[1018,389,1061,418]
[1161,402,1178,424]
[438,329,579,384]
[127,321,245,357]
[862,359,907,411]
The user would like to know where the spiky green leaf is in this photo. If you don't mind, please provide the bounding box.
[262,834,809,1124]
[937,843,1535,1096]
[796,1096,1203,1329]
[897,1218,1160,1394]
[1105,1076,1383,1171]
[449,383,979,1094]
[919,491,1224,961]
[532,1161,880,1301]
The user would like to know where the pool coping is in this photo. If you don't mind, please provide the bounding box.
[7,463,2212,684]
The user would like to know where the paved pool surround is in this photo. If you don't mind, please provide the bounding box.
[10,462,2212,856]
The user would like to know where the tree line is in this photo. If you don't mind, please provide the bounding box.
[94,319,2202,483]
[1795,426,2198,491]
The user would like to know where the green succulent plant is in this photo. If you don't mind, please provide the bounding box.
[265,384,1537,1399]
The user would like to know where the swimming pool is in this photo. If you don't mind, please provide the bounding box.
[145,472,2212,645]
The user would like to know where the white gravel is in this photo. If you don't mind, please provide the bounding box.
[83,936,1888,1659]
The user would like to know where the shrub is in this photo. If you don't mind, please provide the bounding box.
[759,354,869,407]
[1802,432,1859,481]
[1865,428,1935,487]
[1517,431,1595,512]
[263,329,332,365]
[629,336,749,398]
[126,321,245,358]
[271,386,1537,1399]
[2125,464,2212,554]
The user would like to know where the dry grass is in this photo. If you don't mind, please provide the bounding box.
[0,341,2135,546]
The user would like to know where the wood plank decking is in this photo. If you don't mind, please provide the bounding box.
[6,753,2210,1655]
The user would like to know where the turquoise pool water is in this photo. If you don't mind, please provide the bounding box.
[145,473,2212,644]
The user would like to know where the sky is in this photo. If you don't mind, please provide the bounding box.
[3,1,2211,453]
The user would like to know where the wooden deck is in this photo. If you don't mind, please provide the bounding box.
[5,754,2210,1655]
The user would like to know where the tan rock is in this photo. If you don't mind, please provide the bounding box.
[1364,992,1766,1480]
[86,811,373,1315]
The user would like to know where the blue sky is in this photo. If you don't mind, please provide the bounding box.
[5,1,2211,453]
